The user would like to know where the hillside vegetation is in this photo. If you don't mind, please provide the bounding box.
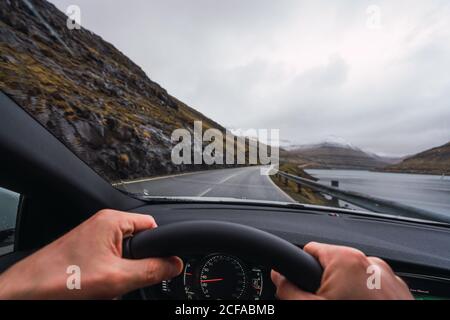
[0,0,247,182]
[384,142,450,175]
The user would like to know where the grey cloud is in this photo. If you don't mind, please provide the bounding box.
[50,0,450,156]
[292,55,350,88]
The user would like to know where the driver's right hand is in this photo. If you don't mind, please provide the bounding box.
[271,242,413,300]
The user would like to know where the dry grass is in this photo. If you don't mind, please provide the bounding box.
[270,163,337,206]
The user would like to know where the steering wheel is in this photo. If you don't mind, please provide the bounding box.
[123,220,323,294]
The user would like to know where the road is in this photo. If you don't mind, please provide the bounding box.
[121,166,294,202]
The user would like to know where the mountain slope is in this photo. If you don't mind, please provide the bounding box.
[0,0,240,182]
[282,142,399,170]
[384,142,450,175]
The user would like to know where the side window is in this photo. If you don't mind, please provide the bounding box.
[0,187,20,256]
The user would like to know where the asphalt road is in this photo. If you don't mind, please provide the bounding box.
[122,166,294,202]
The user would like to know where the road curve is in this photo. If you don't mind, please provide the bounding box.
[121,166,294,202]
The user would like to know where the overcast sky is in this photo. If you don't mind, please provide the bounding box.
[50,0,450,156]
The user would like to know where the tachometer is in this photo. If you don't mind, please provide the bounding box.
[200,254,246,300]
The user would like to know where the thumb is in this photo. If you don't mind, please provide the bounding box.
[271,270,321,300]
[122,256,184,291]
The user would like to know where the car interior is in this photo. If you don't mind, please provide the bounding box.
[1,91,450,300]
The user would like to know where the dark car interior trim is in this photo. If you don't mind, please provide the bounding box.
[0,91,143,251]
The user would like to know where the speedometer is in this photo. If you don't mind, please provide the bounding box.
[200,254,246,300]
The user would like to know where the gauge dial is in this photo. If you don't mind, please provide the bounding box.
[183,260,197,300]
[200,255,246,300]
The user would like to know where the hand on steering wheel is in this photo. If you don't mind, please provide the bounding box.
[123,220,323,293]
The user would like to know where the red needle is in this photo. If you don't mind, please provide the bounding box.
[201,278,224,283]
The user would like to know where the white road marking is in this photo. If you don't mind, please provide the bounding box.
[197,171,241,197]
[113,170,203,185]
[197,187,213,197]
[218,172,240,184]
[113,167,246,186]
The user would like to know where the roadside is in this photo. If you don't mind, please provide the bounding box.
[270,163,337,207]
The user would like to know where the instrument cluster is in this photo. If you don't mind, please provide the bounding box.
[143,253,275,300]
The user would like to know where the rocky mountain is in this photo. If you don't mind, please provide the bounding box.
[384,142,450,175]
[282,141,401,170]
[0,0,244,182]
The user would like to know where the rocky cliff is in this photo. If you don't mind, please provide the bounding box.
[0,0,235,182]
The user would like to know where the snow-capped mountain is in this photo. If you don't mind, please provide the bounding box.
[282,137,403,170]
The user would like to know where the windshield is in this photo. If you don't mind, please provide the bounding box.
[1,1,449,223]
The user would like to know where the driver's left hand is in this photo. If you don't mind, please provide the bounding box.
[0,209,183,299]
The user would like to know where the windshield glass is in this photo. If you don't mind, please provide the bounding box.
[1,0,449,223]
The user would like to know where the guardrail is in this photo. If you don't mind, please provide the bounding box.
[275,171,448,223]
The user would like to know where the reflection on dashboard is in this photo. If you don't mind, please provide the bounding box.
[399,272,450,300]
[143,253,275,300]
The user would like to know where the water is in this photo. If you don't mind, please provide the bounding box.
[0,187,20,231]
[305,169,450,217]
[0,187,19,254]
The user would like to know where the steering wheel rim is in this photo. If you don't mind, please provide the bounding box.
[123,220,323,294]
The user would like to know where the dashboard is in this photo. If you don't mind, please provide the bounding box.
[141,253,450,300]
[396,270,450,300]
[133,201,450,300]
